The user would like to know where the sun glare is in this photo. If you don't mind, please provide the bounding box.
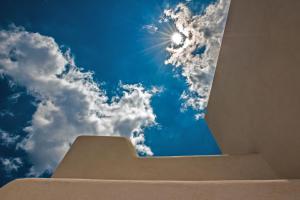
[171,32,183,45]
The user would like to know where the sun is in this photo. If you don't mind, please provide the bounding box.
[171,32,183,45]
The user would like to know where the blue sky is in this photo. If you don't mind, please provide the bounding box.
[0,0,230,186]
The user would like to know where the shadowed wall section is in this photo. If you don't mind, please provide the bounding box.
[206,0,300,178]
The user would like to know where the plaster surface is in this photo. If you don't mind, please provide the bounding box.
[206,0,300,178]
[53,136,277,180]
[1,179,300,200]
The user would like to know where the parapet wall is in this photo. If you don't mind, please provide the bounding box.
[52,136,277,180]
[2,179,300,200]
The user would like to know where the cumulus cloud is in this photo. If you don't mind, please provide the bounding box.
[162,0,230,118]
[0,157,23,173]
[0,27,159,176]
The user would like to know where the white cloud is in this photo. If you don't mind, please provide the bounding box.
[0,27,159,176]
[162,0,230,118]
[0,129,19,146]
[0,110,15,117]
[0,157,23,173]
[142,24,158,34]
[8,92,22,103]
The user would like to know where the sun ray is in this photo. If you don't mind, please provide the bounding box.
[140,40,171,54]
